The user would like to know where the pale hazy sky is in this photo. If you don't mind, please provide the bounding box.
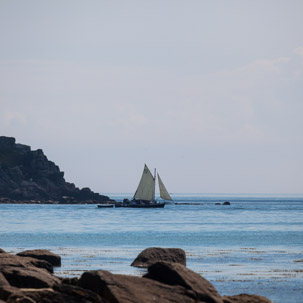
[1,0,302,194]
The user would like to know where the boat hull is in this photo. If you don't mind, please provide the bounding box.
[97,204,114,208]
[115,202,166,208]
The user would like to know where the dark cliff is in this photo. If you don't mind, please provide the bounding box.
[0,136,111,203]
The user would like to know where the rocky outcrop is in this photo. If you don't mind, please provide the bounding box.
[7,284,105,303]
[1,266,60,289]
[0,247,273,303]
[131,247,186,268]
[144,262,223,303]
[0,253,53,273]
[0,273,9,287]
[0,136,112,203]
[79,269,199,303]
[223,294,273,303]
[17,250,61,267]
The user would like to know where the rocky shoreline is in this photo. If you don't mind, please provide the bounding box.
[0,247,273,303]
[0,199,114,204]
[0,136,113,204]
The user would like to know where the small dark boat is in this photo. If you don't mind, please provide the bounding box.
[116,200,165,208]
[97,204,114,208]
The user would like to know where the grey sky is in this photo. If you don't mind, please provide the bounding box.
[1,1,302,194]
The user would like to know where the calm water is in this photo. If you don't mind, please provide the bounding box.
[1,193,303,303]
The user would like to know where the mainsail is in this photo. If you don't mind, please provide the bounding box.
[157,173,173,201]
[133,164,155,201]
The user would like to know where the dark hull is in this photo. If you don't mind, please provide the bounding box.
[115,202,165,208]
[97,204,114,208]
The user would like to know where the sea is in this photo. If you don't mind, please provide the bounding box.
[1,193,302,303]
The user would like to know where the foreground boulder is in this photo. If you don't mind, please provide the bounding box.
[0,248,273,303]
[17,249,61,266]
[0,253,53,273]
[7,284,104,303]
[1,266,60,289]
[79,270,199,303]
[131,247,186,268]
[0,285,24,301]
[0,273,9,287]
[144,262,223,303]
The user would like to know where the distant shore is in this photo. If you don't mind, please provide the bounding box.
[0,198,115,204]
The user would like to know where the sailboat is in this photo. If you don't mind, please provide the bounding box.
[119,164,173,208]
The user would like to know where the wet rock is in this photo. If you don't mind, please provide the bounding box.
[223,294,273,303]
[0,253,53,273]
[0,249,6,254]
[0,285,24,301]
[131,247,186,268]
[144,262,224,303]
[61,277,79,286]
[223,201,231,205]
[1,266,60,289]
[79,270,197,303]
[0,273,9,286]
[0,247,274,303]
[215,203,221,205]
[17,249,61,267]
[7,294,36,303]
[9,284,105,303]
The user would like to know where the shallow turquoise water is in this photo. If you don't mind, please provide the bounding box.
[1,194,302,303]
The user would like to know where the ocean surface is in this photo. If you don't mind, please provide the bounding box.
[1,193,302,303]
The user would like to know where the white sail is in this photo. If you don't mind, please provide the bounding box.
[133,164,155,201]
[157,173,173,201]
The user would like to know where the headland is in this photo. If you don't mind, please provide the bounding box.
[0,136,113,204]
